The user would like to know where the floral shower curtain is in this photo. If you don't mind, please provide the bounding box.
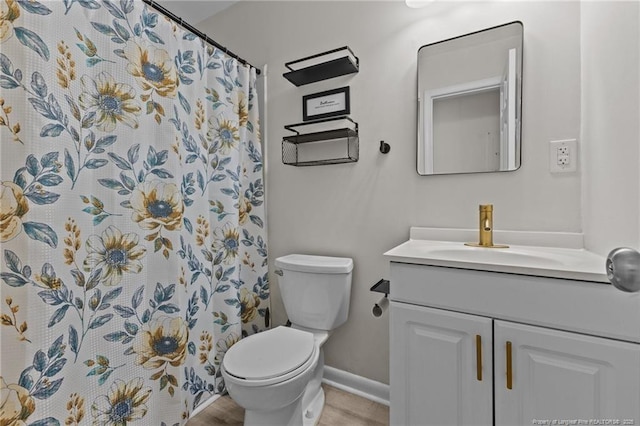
[0,0,269,424]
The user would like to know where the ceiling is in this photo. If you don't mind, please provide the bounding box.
[157,1,238,25]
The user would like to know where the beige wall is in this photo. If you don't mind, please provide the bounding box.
[202,1,586,384]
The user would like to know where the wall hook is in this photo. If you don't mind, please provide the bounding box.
[380,140,391,154]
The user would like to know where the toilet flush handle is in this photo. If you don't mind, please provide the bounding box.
[274,269,283,276]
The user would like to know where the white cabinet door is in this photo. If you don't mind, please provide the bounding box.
[390,302,493,426]
[495,320,640,426]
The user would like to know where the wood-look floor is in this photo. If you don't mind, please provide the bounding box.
[186,384,389,426]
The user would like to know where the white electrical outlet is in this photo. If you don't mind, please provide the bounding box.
[549,139,577,173]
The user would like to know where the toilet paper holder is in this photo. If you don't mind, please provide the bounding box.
[371,279,390,317]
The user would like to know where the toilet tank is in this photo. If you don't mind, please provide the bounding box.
[274,254,353,331]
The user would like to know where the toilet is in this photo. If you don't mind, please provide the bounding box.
[221,254,354,426]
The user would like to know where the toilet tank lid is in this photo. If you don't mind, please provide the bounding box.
[275,254,353,274]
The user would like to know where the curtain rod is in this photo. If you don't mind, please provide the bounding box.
[142,0,261,75]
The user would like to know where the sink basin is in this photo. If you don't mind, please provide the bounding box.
[424,247,565,268]
[384,228,609,282]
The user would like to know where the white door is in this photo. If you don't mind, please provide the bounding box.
[390,302,493,426]
[495,320,640,426]
[499,47,517,170]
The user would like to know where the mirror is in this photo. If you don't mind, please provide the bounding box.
[417,22,523,175]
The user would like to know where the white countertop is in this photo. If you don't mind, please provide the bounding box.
[384,227,609,283]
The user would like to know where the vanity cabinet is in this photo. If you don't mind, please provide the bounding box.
[495,320,640,425]
[389,262,640,426]
[391,303,493,426]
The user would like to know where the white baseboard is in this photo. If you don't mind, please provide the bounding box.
[190,393,222,418]
[189,366,389,421]
[322,366,390,406]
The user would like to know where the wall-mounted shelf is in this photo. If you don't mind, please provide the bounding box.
[282,116,359,166]
[283,46,359,86]
[370,279,390,295]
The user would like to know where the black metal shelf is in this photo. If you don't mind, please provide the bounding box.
[286,157,358,167]
[283,46,359,86]
[283,128,358,144]
[282,116,359,167]
[370,279,390,295]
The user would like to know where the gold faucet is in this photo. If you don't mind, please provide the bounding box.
[465,204,509,248]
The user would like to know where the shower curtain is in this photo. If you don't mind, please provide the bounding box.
[0,0,268,424]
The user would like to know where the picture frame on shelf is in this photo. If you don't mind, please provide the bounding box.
[303,86,350,121]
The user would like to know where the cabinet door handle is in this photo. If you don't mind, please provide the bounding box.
[475,334,482,381]
[506,341,513,390]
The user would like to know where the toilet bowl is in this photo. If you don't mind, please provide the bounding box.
[222,326,324,425]
[221,254,353,426]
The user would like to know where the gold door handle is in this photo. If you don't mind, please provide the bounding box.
[475,335,482,381]
[506,341,513,390]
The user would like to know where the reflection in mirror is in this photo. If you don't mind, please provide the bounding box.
[417,22,523,175]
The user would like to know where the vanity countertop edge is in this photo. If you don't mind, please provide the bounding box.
[384,227,609,283]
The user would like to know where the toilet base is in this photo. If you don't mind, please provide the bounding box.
[302,386,324,426]
[301,348,325,425]
[244,394,304,426]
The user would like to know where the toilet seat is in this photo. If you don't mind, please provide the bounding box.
[223,326,317,387]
